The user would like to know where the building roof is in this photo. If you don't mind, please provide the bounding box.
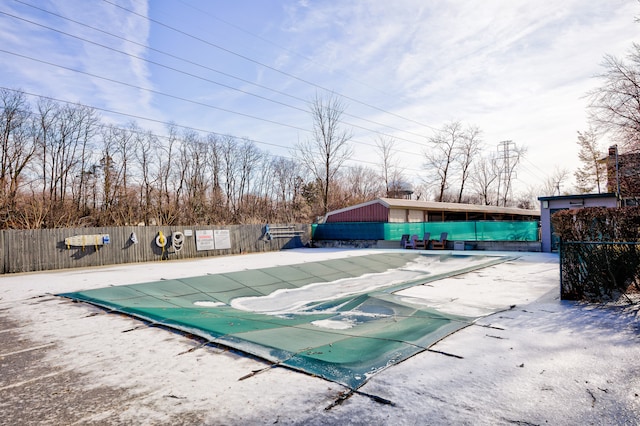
[537,193,617,202]
[324,198,540,219]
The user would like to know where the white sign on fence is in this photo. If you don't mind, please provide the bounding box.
[195,230,215,251]
[195,229,231,251]
[214,229,231,249]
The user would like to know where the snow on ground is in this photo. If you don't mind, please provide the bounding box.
[1,248,639,425]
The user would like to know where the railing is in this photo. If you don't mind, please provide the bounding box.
[265,225,306,239]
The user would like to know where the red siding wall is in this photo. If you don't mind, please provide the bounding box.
[326,202,389,222]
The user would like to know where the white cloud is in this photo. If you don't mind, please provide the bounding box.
[0,0,155,119]
[1,0,637,194]
[276,0,638,191]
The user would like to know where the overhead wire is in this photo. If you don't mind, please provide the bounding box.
[100,0,441,132]
[0,44,428,160]
[174,0,399,103]
[12,0,430,142]
[0,48,313,133]
[3,4,432,149]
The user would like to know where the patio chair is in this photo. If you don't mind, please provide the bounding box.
[415,232,430,249]
[431,232,448,250]
[402,234,419,249]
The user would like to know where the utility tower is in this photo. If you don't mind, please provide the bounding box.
[497,140,517,206]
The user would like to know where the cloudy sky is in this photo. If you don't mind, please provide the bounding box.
[1,0,638,195]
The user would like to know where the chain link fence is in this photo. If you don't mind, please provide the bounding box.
[559,241,640,301]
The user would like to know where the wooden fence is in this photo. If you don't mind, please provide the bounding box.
[0,224,311,274]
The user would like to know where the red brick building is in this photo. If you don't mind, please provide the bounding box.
[606,145,640,206]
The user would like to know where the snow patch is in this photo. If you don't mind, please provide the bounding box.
[311,317,357,330]
[193,301,225,307]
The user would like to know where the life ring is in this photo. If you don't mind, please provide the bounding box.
[155,231,167,247]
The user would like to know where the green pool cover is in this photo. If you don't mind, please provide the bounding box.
[60,253,507,390]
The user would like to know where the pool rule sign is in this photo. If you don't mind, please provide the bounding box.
[195,229,231,251]
[214,230,231,249]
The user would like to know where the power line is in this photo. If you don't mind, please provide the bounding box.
[0,11,309,113]
[100,0,440,132]
[0,48,313,133]
[174,0,398,102]
[522,157,551,181]
[0,45,427,158]
[5,4,431,147]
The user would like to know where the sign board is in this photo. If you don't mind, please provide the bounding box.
[195,230,215,251]
[214,229,231,250]
[195,229,231,251]
[183,229,193,237]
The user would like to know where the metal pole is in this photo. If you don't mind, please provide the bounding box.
[615,144,620,202]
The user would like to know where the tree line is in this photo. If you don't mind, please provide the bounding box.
[0,88,531,230]
[0,89,377,229]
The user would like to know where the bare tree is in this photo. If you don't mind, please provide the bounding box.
[293,93,353,214]
[0,89,36,224]
[375,136,405,196]
[514,184,540,210]
[100,123,139,225]
[248,154,276,222]
[133,128,158,225]
[206,133,225,222]
[424,121,463,202]
[574,128,605,193]
[181,130,210,223]
[271,157,306,222]
[471,153,500,205]
[33,100,97,226]
[235,138,263,221]
[220,135,237,217]
[456,125,482,203]
[154,123,180,225]
[587,43,640,151]
[542,166,572,196]
[341,165,384,205]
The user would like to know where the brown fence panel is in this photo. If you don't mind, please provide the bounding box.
[0,224,311,274]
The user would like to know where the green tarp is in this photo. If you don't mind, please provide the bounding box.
[312,220,539,241]
[60,253,506,389]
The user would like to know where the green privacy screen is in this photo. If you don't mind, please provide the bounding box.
[312,221,539,241]
[60,253,508,390]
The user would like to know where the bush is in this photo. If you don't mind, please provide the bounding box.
[551,207,640,242]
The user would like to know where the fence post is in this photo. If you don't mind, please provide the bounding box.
[558,238,564,298]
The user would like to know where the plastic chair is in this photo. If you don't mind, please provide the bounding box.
[415,232,430,249]
[431,232,448,250]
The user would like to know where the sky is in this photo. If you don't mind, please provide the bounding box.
[1,0,639,196]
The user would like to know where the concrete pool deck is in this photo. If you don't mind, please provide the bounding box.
[1,249,639,425]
